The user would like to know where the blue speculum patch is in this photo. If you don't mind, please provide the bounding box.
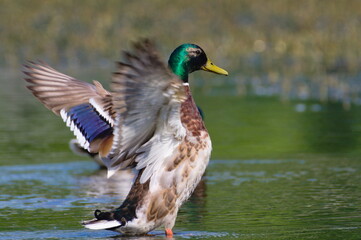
[67,103,112,143]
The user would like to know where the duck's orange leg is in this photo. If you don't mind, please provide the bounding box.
[165,228,173,237]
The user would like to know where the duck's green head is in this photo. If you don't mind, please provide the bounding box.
[168,43,228,82]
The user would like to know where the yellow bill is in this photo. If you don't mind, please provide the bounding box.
[201,59,228,76]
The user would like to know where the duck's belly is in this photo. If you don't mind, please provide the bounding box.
[114,132,212,235]
[175,132,211,205]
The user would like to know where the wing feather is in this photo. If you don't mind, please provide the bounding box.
[104,39,187,178]
[24,62,114,153]
[23,62,112,116]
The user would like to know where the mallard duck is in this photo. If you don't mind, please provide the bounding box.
[24,39,228,236]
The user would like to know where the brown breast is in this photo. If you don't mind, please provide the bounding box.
[180,86,207,136]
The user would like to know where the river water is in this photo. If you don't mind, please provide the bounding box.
[0,71,360,239]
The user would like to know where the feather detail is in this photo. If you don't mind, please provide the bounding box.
[23,62,110,115]
[60,104,112,152]
[83,219,122,230]
[24,61,115,153]
[105,40,186,176]
[89,98,114,126]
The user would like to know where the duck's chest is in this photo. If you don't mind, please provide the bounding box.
[170,89,211,201]
[178,87,211,158]
[180,89,207,137]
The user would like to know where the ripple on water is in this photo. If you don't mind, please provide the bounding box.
[207,158,307,185]
[210,159,306,165]
[0,230,238,240]
[1,158,360,239]
[0,161,123,210]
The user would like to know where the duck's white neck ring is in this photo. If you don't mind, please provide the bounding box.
[182,82,189,86]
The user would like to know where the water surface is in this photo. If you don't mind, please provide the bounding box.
[0,71,360,239]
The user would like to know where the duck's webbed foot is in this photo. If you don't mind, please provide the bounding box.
[165,228,173,238]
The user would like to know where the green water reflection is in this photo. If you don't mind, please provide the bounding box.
[0,73,360,239]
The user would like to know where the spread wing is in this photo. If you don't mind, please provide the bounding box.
[24,61,113,116]
[24,62,114,153]
[104,39,187,180]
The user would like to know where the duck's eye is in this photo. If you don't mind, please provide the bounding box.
[195,50,201,55]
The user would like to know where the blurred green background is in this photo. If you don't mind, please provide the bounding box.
[2,0,361,105]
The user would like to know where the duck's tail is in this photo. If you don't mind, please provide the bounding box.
[82,210,126,230]
[82,218,121,230]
